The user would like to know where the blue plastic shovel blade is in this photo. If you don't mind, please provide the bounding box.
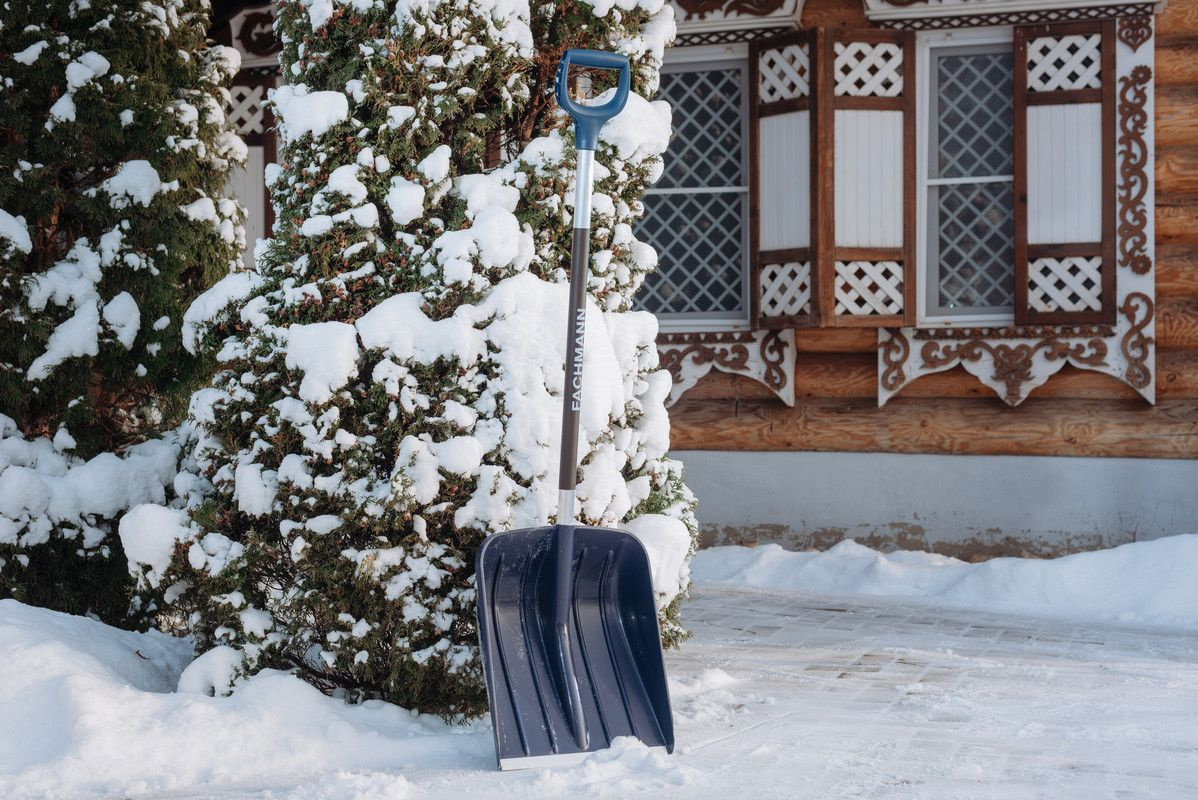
[475,525,675,770]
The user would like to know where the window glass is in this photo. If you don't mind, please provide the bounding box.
[635,63,749,322]
[926,46,1015,318]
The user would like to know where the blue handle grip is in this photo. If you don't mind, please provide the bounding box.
[555,49,631,151]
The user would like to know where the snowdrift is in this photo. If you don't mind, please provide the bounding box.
[0,600,691,799]
[692,535,1198,631]
[0,599,493,799]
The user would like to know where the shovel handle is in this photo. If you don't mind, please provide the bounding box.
[556,51,632,508]
[555,49,631,151]
[549,49,631,755]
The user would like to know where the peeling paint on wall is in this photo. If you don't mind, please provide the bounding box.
[682,450,1198,561]
[699,523,1124,561]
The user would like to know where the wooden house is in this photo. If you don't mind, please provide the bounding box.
[211,0,1198,559]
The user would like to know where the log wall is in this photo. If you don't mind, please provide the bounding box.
[670,0,1198,459]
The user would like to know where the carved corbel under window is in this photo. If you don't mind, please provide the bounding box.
[657,330,796,406]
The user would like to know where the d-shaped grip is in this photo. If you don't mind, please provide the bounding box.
[555,49,631,151]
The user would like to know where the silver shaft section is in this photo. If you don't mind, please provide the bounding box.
[557,490,576,526]
[572,150,594,230]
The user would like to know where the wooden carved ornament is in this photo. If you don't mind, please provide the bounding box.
[1117,16,1153,52]
[674,0,789,19]
[236,10,281,57]
[1117,65,1151,275]
[657,330,795,406]
[1120,292,1154,390]
[921,337,1108,406]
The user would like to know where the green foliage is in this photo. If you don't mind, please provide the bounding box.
[0,0,244,621]
[148,0,694,719]
[2,532,133,620]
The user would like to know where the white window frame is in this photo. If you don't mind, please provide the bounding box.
[916,26,1017,328]
[640,44,753,333]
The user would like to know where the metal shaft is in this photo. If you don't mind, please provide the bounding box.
[552,147,596,751]
[557,148,595,524]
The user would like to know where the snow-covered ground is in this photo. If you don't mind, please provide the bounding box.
[2,537,1197,799]
[692,535,1198,631]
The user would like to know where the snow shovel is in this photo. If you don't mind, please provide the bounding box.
[474,49,675,771]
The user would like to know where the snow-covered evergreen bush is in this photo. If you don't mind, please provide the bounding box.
[134,0,695,717]
[0,0,245,621]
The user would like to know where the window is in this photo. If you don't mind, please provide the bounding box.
[740,21,1147,404]
[635,59,750,328]
[918,29,1016,325]
[747,23,1120,333]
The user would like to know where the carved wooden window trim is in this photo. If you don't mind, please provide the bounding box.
[650,42,800,404]
[214,4,281,246]
[864,0,1157,29]
[674,0,802,35]
[877,13,1156,406]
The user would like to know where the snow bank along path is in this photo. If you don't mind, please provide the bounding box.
[692,535,1198,631]
[0,600,486,798]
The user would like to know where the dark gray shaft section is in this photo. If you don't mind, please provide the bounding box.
[558,226,591,493]
[552,521,586,748]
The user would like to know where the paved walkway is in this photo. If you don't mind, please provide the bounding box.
[666,585,1198,799]
[140,585,1198,799]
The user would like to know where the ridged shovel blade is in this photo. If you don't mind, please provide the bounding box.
[475,525,675,770]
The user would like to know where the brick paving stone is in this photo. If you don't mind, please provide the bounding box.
[665,585,1198,799]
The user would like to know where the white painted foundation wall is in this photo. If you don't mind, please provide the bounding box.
[678,450,1198,558]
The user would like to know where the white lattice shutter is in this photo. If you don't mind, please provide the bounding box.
[1013,21,1116,325]
[224,72,278,269]
[750,30,816,328]
[819,28,916,327]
